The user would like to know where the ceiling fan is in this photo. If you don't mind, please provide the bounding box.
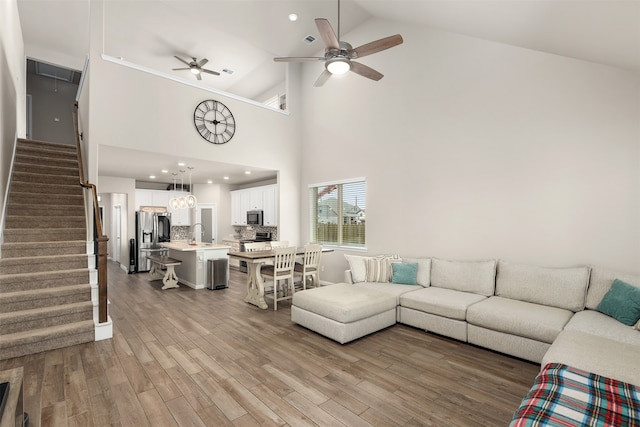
[274,0,403,87]
[172,56,220,80]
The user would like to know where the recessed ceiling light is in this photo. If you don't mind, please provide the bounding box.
[149,175,156,179]
[161,169,169,173]
[207,180,213,184]
[178,162,186,166]
[244,171,251,175]
[288,13,298,22]
[223,176,229,180]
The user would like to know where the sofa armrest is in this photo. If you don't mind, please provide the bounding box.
[344,270,354,284]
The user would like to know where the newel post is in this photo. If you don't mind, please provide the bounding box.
[97,235,109,323]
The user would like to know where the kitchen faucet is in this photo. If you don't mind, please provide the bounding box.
[190,223,205,244]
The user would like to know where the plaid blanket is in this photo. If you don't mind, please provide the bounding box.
[510,363,640,427]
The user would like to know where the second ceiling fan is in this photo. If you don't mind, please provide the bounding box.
[172,56,220,81]
[274,0,403,87]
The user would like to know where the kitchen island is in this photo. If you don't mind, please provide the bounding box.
[160,241,231,289]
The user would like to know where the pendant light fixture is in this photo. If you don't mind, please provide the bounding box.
[169,173,180,209]
[186,166,197,208]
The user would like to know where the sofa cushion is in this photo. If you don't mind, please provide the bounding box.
[430,258,496,296]
[401,257,431,287]
[391,262,418,285]
[495,261,590,312]
[542,330,640,385]
[366,255,401,282]
[466,296,573,343]
[564,309,640,347]
[400,287,486,321]
[292,283,396,323]
[586,266,640,310]
[596,279,640,326]
[355,282,422,304]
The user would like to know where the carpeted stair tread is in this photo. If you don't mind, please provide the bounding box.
[17,138,77,153]
[13,162,79,177]
[0,284,91,312]
[1,241,87,258]
[16,144,77,160]
[15,153,77,169]
[10,181,82,195]
[0,268,89,292]
[0,253,88,274]
[4,215,85,229]
[8,192,83,206]
[0,300,93,334]
[3,228,86,242]
[11,171,78,186]
[6,204,84,216]
[0,320,95,360]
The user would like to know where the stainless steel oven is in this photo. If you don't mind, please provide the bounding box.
[239,232,272,273]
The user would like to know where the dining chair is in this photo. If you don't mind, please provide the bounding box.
[294,244,322,290]
[244,242,270,251]
[269,240,289,249]
[261,246,297,311]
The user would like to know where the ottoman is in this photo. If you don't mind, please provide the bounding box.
[291,283,397,344]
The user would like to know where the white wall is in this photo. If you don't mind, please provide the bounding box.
[302,19,640,282]
[0,0,25,234]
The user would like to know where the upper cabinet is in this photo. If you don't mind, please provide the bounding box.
[231,185,277,226]
[135,189,170,211]
[168,191,192,226]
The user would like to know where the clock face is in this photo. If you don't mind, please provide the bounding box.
[193,100,236,144]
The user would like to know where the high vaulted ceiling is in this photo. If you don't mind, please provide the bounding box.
[17,0,640,185]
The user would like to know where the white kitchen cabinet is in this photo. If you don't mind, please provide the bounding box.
[262,185,277,226]
[248,188,264,211]
[135,189,170,210]
[231,191,246,225]
[230,185,277,226]
[168,191,192,226]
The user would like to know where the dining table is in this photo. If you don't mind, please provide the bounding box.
[228,246,333,309]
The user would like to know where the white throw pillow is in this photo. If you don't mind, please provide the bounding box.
[402,257,431,287]
[344,254,371,283]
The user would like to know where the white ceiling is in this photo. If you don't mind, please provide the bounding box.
[17,0,640,185]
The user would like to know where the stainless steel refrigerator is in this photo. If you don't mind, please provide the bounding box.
[135,206,171,272]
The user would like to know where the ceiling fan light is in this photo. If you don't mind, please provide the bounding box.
[191,68,200,75]
[326,58,350,75]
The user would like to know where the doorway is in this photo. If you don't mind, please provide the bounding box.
[113,205,122,264]
[195,204,217,243]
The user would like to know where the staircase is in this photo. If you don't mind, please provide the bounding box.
[0,139,95,360]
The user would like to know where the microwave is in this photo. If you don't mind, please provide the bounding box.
[247,210,263,225]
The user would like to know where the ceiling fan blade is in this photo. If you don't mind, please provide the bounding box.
[351,34,403,59]
[174,56,191,66]
[350,61,383,81]
[315,18,339,50]
[313,70,332,87]
[196,73,202,81]
[197,58,209,67]
[201,69,220,76]
[172,67,191,71]
[274,56,325,63]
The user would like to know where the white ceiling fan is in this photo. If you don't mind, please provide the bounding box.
[274,0,403,87]
[172,56,220,80]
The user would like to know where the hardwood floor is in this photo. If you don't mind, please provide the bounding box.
[1,261,539,426]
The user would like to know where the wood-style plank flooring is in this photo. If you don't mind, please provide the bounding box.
[1,261,539,426]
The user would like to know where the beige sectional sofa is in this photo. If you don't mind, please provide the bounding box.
[291,255,640,387]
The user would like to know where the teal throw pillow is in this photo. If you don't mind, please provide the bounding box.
[392,263,418,286]
[596,279,640,326]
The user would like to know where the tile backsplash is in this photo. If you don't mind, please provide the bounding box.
[171,225,278,241]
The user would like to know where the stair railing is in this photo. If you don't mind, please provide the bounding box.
[73,102,109,324]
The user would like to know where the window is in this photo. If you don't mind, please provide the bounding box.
[309,178,366,249]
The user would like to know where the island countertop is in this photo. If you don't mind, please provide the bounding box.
[160,241,232,252]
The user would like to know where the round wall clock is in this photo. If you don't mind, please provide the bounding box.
[193,99,236,144]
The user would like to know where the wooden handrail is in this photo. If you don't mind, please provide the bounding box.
[73,102,109,324]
